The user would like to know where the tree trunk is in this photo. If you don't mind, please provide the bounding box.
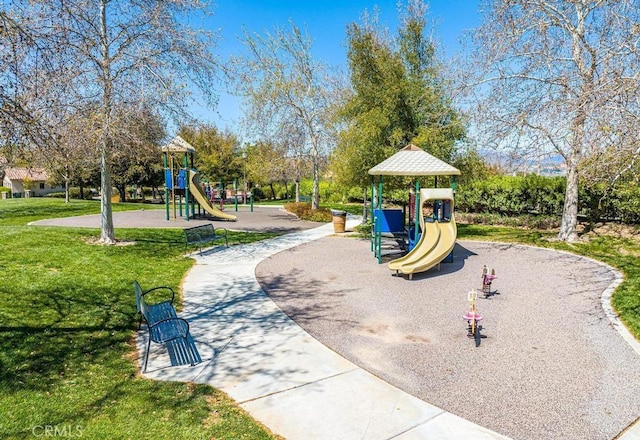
[558,162,579,242]
[100,149,115,242]
[117,185,126,203]
[64,177,70,203]
[269,182,275,200]
[311,135,320,210]
[312,160,319,209]
[295,179,300,202]
[99,0,115,244]
[558,109,585,243]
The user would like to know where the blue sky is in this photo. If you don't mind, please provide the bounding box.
[197,0,481,132]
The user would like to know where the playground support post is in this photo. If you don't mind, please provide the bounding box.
[413,180,420,244]
[242,151,247,204]
[370,176,385,263]
[183,152,190,221]
[234,179,238,211]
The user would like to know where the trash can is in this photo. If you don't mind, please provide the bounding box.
[331,209,347,233]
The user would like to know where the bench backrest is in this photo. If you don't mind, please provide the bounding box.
[184,224,216,242]
[133,280,160,321]
[133,280,144,314]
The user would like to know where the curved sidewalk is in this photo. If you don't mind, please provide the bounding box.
[138,218,640,440]
[139,217,509,439]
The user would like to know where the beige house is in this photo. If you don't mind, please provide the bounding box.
[2,167,64,198]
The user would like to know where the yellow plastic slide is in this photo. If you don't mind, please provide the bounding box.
[388,188,456,279]
[395,220,456,279]
[188,170,237,221]
[388,220,440,271]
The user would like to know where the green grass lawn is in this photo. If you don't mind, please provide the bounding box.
[0,198,280,440]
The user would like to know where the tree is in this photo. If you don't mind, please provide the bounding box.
[245,141,289,200]
[229,21,336,210]
[179,125,243,184]
[0,9,81,194]
[110,107,165,202]
[45,109,100,203]
[332,0,464,189]
[6,1,218,243]
[466,0,640,241]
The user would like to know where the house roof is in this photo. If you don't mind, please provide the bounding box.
[161,135,195,153]
[4,167,48,181]
[368,144,461,176]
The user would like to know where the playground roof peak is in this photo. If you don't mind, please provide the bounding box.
[161,135,195,153]
[368,144,461,176]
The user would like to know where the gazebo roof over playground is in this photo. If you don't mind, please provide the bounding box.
[161,135,195,153]
[368,144,461,176]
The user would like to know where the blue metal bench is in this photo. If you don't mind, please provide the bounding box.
[133,281,202,373]
[184,223,228,254]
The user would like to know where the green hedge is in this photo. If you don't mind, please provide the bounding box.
[283,202,333,222]
[456,175,640,224]
[45,188,94,200]
[580,183,640,223]
[456,175,565,216]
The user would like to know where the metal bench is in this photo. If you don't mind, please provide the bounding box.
[133,281,202,373]
[184,223,228,254]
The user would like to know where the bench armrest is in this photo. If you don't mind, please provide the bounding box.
[213,227,228,246]
[141,286,175,305]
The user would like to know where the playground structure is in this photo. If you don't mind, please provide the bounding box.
[368,144,461,279]
[161,136,238,222]
[388,188,456,279]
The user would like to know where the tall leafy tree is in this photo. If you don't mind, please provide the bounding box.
[466,0,640,242]
[245,141,289,200]
[229,21,336,209]
[5,1,218,243]
[179,125,242,184]
[332,0,464,188]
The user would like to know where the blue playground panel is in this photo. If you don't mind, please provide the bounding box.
[374,209,404,233]
[165,169,173,189]
[176,169,187,189]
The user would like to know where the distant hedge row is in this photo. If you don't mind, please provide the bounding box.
[456,175,565,216]
[581,184,640,224]
[456,175,640,224]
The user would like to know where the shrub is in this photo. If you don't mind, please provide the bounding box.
[283,202,332,222]
[456,175,565,217]
[45,188,94,200]
[456,212,561,230]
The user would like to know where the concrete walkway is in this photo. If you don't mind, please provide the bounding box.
[138,217,640,440]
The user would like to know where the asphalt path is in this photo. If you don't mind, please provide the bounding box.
[29,205,322,233]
